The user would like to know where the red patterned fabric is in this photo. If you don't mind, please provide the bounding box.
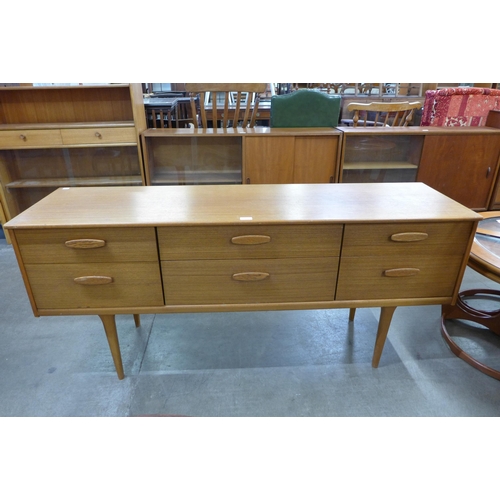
[421,87,500,126]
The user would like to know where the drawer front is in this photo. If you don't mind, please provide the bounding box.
[25,262,164,309]
[162,257,338,305]
[60,127,137,145]
[15,227,159,264]
[158,225,343,260]
[336,254,464,300]
[342,222,474,256]
[0,129,63,148]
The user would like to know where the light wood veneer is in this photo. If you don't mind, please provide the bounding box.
[5,183,481,379]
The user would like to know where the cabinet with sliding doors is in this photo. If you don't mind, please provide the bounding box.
[337,126,500,211]
[0,84,147,220]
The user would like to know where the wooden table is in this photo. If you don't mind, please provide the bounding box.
[5,183,480,379]
[143,97,179,128]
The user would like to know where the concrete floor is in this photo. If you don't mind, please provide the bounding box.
[1,234,500,417]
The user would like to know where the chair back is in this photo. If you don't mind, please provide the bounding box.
[421,87,500,126]
[345,101,422,127]
[184,83,267,128]
[270,90,341,127]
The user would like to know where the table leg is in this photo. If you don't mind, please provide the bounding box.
[372,306,397,368]
[99,314,125,380]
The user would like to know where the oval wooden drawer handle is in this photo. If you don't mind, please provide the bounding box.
[65,239,106,249]
[232,272,270,281]
[391,232,428,242]
[95,132,102,138]
[231,235,271,245]
[384,268,420,277]
[74,276,113,285]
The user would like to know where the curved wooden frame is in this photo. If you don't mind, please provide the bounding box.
[441,289,500,380]
[441,211,500,379]
[346,101,422,127]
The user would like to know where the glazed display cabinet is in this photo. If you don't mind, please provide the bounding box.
[0,84,146,219]
[337,126,500,211]
[141,127,341,186]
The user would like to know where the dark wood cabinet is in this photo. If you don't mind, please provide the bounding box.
[417,133,500,210]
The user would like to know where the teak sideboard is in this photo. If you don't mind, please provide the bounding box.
[141,127,342,186]
[338,126,500,211]
[5,183,480,379]
[141,125,500,211]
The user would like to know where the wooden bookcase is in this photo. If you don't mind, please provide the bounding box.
[0,84,146,219]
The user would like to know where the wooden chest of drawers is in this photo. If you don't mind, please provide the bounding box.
[336,222,474,300]
[4,183,481,379]
[0,125,137,149]
[14,227,163,309]
[159,224,342,305]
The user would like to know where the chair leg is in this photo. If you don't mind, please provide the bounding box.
[133,314,141,328]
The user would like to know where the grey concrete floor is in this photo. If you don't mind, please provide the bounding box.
[1,235,500,417]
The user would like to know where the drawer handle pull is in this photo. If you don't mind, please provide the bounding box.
[232,272,270,281]
[74,276,113,285]
[391,232,428,242]
[65,239,106,249]
[231,235,271,245]
[384,268,420,277]
[95,132,102,138]
[19,134,27,141]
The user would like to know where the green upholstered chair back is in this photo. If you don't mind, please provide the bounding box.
[270,90,341,128]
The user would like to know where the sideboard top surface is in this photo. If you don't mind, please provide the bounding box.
[5,183,481,229]
[142,126,341,138]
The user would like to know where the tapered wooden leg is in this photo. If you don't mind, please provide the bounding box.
[349,308,356,321]
[99,314,125,380]
[133,314,141,328]
[372,306,397,368]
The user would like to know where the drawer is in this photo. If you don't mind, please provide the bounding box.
[342,222,474,256]
[158,224,343,260]
[162,257,338,305]
[336,254,464,300]
[0,129,63,148]
[15,227,158,264]
[25,261,164,309]
[60,127,137,145]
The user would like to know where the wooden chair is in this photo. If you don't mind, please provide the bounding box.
[344,101,422,127]
[185,83,267,128]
